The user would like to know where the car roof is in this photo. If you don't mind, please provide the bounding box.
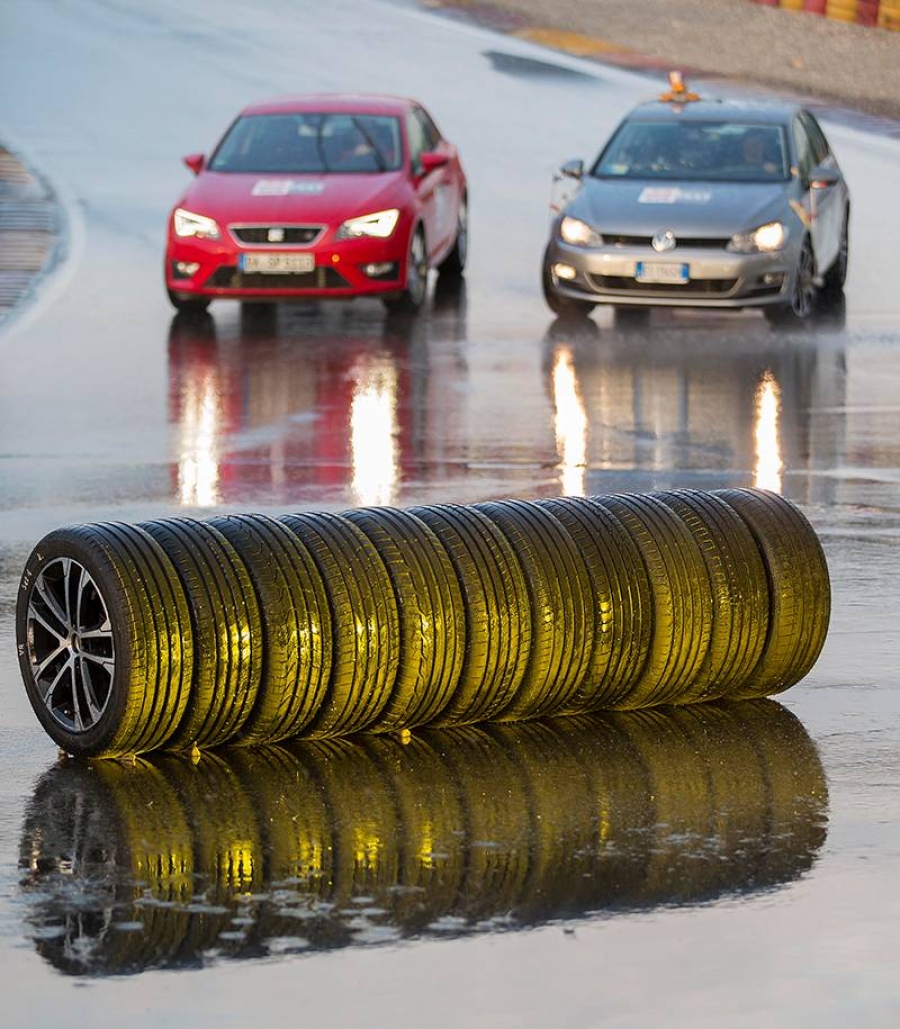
[240,94,416,117]
[625,98,803,126]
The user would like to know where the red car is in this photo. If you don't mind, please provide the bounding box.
[165,94,467,314]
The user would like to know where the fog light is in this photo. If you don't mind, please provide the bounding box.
[553,263,577,281]
[174,261,200,278]
[762,272,784,286]
[362,261,397,279]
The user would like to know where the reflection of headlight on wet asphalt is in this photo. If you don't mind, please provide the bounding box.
[178,371,221,507]
[350,353,400,507]
[755,369,784,494]
[552,346,588,497]
[19,701,827,977]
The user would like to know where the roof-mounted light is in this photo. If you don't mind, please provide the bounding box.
[659,71,700,104]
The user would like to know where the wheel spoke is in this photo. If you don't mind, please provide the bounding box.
[34,640,69,679]
[62,558,74,626]
[44,657,73,705]
[28,603,68,643]
[80,616,112,641]
[77,660,104,726]
[74,565,88,632]
[80,650,115,671]
[34,577,71,636]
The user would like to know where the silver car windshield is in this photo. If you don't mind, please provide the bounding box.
[209,113,403,174]
[593,120,790,183]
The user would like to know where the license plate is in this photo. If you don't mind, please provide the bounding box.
[240,252,315,274]
[635,261,689,284]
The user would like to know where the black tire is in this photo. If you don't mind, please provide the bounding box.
[544,497,654,709]
[410,503,532,724]
[474,500,594,719]
[437,195,467,278]
[650,490,769,703]
[278,511,400,736]
[764,237,815,325]
[383,226,428,314]
[342,506,465,730]
[541,253,595,319]
[821,209,849,296]
[16,523,193,757]
[167,288,210,314]
[712,488,830,697]
[207,514,332,743]
[139,518,263,749]
[593,494,712,708]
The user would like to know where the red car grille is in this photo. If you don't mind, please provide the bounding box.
[230,225,324,245]
[205,266,350,290]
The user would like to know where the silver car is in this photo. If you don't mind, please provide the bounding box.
[542,86,849,323]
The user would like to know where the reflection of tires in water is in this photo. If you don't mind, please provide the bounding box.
[16,524,193,757]
[20,701,827,975]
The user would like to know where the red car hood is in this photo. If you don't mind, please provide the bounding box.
[177,171,407,226]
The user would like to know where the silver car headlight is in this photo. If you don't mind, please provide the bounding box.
[559,216,604,248]
[335,209,400,240]
[727,221,787,254]
[173,208,221,240]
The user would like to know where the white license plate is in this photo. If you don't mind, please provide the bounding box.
[240,252,315,274]
[635,261,689,284]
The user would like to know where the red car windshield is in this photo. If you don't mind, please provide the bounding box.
[209,113,404,174]
[593,121,790,183]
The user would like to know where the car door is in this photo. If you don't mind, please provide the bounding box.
[800,110,846,270]
[407,107,454,259]
[792,114,841,273]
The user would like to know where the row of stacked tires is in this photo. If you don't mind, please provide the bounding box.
[16,488,830,757]
[20,702,827,976]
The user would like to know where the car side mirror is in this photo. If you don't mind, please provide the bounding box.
[559,158,584,180]
[182,153,206,176]
[420,150,450,173]
[809,164,839,190]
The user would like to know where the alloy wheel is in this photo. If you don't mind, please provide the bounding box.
[26,558,115,733]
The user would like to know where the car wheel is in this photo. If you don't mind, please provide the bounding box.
[438,196,467,278]
[821,210,849,297]
[541,255,595,319]
[167,288,210,314]
[16,524,193,757]
[764,237,815,325]
[384,227,428,314]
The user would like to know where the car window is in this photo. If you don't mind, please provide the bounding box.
[592,120,790,182]
[209,113,403,174]
[792,117,815,181]
[407,110,429,174]
[799,111,830,165]
[415,107,442,150]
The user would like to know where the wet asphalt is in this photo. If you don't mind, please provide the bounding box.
[1,0,900,1025]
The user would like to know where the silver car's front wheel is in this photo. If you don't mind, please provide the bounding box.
[766,238,815,325]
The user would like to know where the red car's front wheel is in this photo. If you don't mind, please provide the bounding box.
[384,227,428,314]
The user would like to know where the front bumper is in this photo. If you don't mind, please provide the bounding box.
[165,229,409,301]
[545,239,796,308]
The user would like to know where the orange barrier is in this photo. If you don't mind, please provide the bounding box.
[753,0,899,27]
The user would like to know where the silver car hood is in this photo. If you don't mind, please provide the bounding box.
[569,179,792,236]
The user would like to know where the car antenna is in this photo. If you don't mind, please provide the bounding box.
[659,71,700,104]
